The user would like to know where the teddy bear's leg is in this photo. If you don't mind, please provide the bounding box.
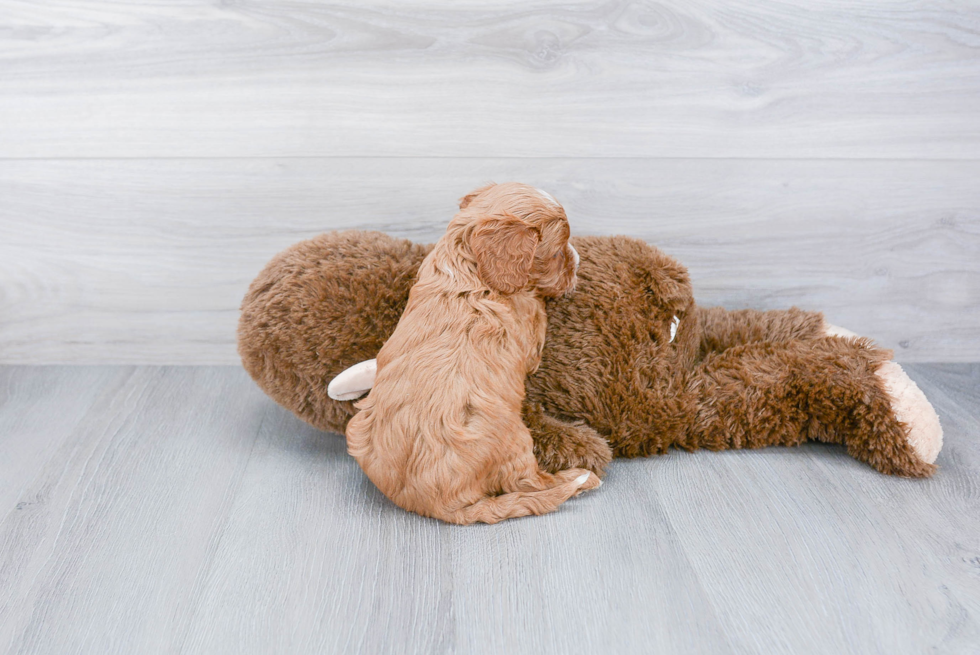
[822,322,859,339]
[822,322,943,465]
[522,402,613,477]
[697,306,826,354]
[685,338,938,476]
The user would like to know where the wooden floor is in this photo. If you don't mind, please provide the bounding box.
[1,364,977,654]
[1,2,978,652]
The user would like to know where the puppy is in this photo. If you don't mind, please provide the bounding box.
[345,183,601,524]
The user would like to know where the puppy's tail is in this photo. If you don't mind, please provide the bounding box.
[446,469,600,525]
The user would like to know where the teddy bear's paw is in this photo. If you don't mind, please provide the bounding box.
[876,361,943,465]
[531,417,613,478]
[568,433,614,478]
[327,359,376,401]
[823,321,859,339]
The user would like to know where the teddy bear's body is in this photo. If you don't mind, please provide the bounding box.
[238,230,942,478]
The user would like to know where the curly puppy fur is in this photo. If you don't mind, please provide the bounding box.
[345,184,599,524]
[239,212,935,480]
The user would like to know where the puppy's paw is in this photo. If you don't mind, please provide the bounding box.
[579,471,602,491]
[561,468,602,496]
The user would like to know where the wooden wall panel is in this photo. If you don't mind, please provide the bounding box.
[0,0,978,158]
[2,158,977,363]
[1,0,977,362]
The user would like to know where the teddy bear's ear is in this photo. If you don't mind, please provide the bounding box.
[458,183,497,209]
[469,214,541,294]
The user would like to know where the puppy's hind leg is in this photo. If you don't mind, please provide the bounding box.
[447,468,601,525]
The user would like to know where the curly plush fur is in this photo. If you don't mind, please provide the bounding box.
[239,229,942,479]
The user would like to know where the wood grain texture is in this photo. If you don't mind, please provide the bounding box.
[2,158,977,363]
[0,367,274,654]
[0,364,977,654]
[1,0,978,158]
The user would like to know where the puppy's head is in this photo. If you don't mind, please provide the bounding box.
[457,183,578,297]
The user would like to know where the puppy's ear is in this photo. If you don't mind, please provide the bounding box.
[470,214,540,294]
[459,183,496,209]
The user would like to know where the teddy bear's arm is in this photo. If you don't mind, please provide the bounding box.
[522,402,613,477]
[696,306,825,355]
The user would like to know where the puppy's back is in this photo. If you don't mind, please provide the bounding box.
[346,286,530,511]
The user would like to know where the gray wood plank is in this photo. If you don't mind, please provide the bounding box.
[1,1,978,158]
[443,461,735,654]
[0,364,978,654]
[653,362,980,654]
[0,367,119,511]
[0,366,273,655]
[177,408,733,654]
[2,158,977,364]
[174,398,470,655]
[656,448,980,653]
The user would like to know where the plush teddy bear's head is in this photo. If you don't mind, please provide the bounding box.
[240,228,699,437]
[546,235,697,360]
[514,234,699,438]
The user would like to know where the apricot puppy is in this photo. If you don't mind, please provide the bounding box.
[345,183,601,524]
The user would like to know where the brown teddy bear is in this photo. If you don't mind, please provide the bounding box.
[238,196,943,479]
